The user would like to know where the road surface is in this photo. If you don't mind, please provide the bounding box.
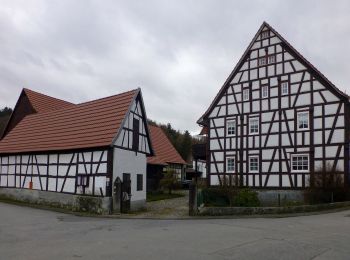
[1,202,350,259]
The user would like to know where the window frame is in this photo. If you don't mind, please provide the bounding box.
[137,174,143,191]
[297,111,309,130]
[291,154,309,172]
[261,85,269,99]
[268,54,276,64]
[261,30,270,39]
[226,119,236,136]
[249,156,259,173]
[281,81,289,95]
[77,174,89,187]
[243,88,249,101]
[249,117,259,135]
[226,157,235,173]
[258,57,267,66]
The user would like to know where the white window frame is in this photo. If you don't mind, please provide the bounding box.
[261,85,269,98]
[258,57,266,66]
[249,156,259,173]
[226,157,235,173]
[281,81,289,95]
[291,154,309,172]
[249,117,259,135]
[268,54,276,64]
[226,119,236,136]
[243,89,249,101]
[77,175,89,187]
[297,111,309,130]
[261,30,270,39]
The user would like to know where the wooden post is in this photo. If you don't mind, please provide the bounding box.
[189,183,197,216]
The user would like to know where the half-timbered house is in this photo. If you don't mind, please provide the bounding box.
[198,22,350,190]
[0,88,153,212]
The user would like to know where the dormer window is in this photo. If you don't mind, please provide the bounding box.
[261,30,270,39]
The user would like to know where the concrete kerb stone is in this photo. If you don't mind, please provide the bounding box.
[198,201,350,216]
[2,187,350,219]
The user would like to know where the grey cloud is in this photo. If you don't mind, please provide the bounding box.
[0,0,349,133]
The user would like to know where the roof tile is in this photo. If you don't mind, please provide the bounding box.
[147,125,186,165]
[0,89,138,154]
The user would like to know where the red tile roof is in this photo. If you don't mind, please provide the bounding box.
[147,125,186,166]
[0,89,139,154]
[23,88,75,113]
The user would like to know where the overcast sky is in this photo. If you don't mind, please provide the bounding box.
[0,0,349,134]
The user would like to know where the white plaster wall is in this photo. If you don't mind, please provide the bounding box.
[113,148,146,202]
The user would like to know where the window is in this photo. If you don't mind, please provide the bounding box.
[243,89,249,101]
[227,119,236,136]
[261,30,270,39]
[268,55,276,64]
[258,57,267,66]
[137,174,143,191]
[281,81,289,95]
[297,111,309,130]
[77,175,89,187]
[291,155,309,172]
[132,118,140,151]
[226,157,235,173]
[261,85,269,98]
[249,118,259,134]
[249,156,259,173]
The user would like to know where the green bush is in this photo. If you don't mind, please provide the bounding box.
[201,187,260,207]
[201,187,232,207]
[233,189,260,207]
[304,164,350,204]
[160,169,181,194]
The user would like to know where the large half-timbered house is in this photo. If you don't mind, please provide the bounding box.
[0,88,153,211]
[198,22,350,189]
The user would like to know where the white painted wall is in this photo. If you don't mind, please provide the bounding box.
[112,148,146,202]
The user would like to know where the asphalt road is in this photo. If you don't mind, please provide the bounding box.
[1,202,350,260]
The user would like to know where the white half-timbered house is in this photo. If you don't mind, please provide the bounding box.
[0,88,153,212]
[198,22,350,189]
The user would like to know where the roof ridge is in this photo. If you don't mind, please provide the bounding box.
[77,88,140,106]
[23,88,75,106]
[22,88,139,120]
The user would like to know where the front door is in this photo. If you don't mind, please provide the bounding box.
[121,173,131,213]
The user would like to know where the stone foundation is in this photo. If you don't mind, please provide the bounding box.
[0,188,112,214]
[256,190,304,206]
